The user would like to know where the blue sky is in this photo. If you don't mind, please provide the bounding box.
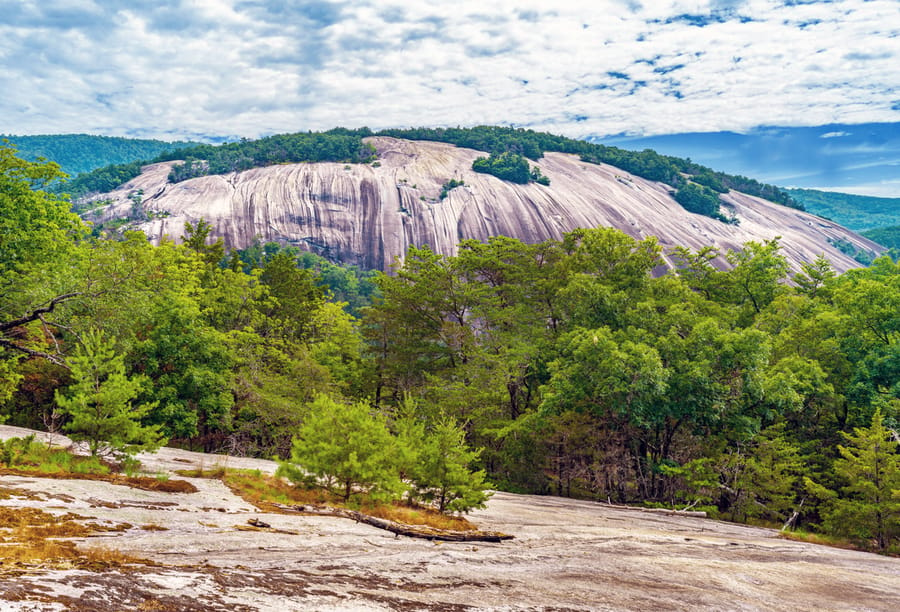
[1,0,897,143]
[605,122,900,196]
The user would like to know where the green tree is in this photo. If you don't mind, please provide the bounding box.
[54,330,164,458]
[259,251,325,341]
[131,294,234,446]
[793,255,835,300]
[277,394,404,502]
[717,424,804,523]
[394,404,492,513]
[0,142,85,395]
[724,238,789,316]
[807,409,900,550]
[182,218,225,268]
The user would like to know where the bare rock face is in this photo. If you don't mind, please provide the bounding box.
[95,137,881,272]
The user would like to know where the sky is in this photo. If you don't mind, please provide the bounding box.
[1,0,898,144]
[606,122,900,196]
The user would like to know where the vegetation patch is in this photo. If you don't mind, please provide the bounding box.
[439,178,465,200]
[179,468,477,532]
[828,237,878,266]
[472,152,550,185]
[777,529,866,552]
[0,436,197,493]
[0,507,153,574]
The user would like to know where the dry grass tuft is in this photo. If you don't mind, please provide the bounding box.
[778,529,863,551]
[0,485,43,501]
[362,503,475,531]
[0,466,198,493]
[0,506,154,573]
[140,523,169,531]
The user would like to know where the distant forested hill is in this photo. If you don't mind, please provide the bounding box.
[1,134,197,176]
[861,226,900,249]
[788,188,900,231]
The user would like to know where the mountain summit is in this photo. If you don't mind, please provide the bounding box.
[88,136,880,272]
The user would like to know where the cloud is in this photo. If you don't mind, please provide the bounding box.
[0,0,897,143]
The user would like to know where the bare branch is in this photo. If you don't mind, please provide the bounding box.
[0,338,68,368]
[0,292,83,333]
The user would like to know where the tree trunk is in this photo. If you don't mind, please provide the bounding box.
[278,503,515,542]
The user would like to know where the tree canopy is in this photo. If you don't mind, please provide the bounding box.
[1,143,898,542]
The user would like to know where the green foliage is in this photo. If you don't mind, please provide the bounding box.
[0,435,111,474]
[3,134,196,177]
[393,401,492,513]
[673,182,723,219]
[439,178,465,200]
[862,225,900,249]
[806,409,900,550]
[59,160,146,202]
[721,424,804,523]
[472,152,533,184]
[828,237,876,266]
[277,394,404,502]
[0,141,83,275]
[788,188,900,232]
[0,142,85,400]
[183,218,225,267]
[295,250,379,316]
[162,129,377,183]
[793,256,836,300]
[130,295,234,445]
[259,251,325,341]
[54,330,164,458]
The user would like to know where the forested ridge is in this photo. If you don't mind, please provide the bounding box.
[3,134,196,177]
[2,143,898,550]
[61,126,797,222]
[788,188,900,232]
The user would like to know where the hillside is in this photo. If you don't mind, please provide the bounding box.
[2,134,197,176]
[788,188,900,231]
[2,425,898,611]
[862,225,900,249]
[88,136,880,273]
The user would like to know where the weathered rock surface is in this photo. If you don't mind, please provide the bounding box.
[2,425,899,611]
[92,137,880,272]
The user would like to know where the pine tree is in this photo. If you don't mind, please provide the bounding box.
[406,416,492,514]
[54,330,164,458]
[277,394,404,502]
[807,409,900,550]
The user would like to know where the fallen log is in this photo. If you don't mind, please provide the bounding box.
[602,502,707,518]
[274,503,514,543]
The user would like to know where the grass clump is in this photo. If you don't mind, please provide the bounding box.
[0,436,197,493]
[778,528,865,552]
[0,435,110,475]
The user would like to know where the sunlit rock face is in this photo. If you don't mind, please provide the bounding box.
[96,137,880,272]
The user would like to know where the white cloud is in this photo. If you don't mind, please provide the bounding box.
[0,0,897,140]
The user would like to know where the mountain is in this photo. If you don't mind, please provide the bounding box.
[84,136,880,273]
[2,134,197,176]
[786,188,900,232]
[601,123,900,198]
